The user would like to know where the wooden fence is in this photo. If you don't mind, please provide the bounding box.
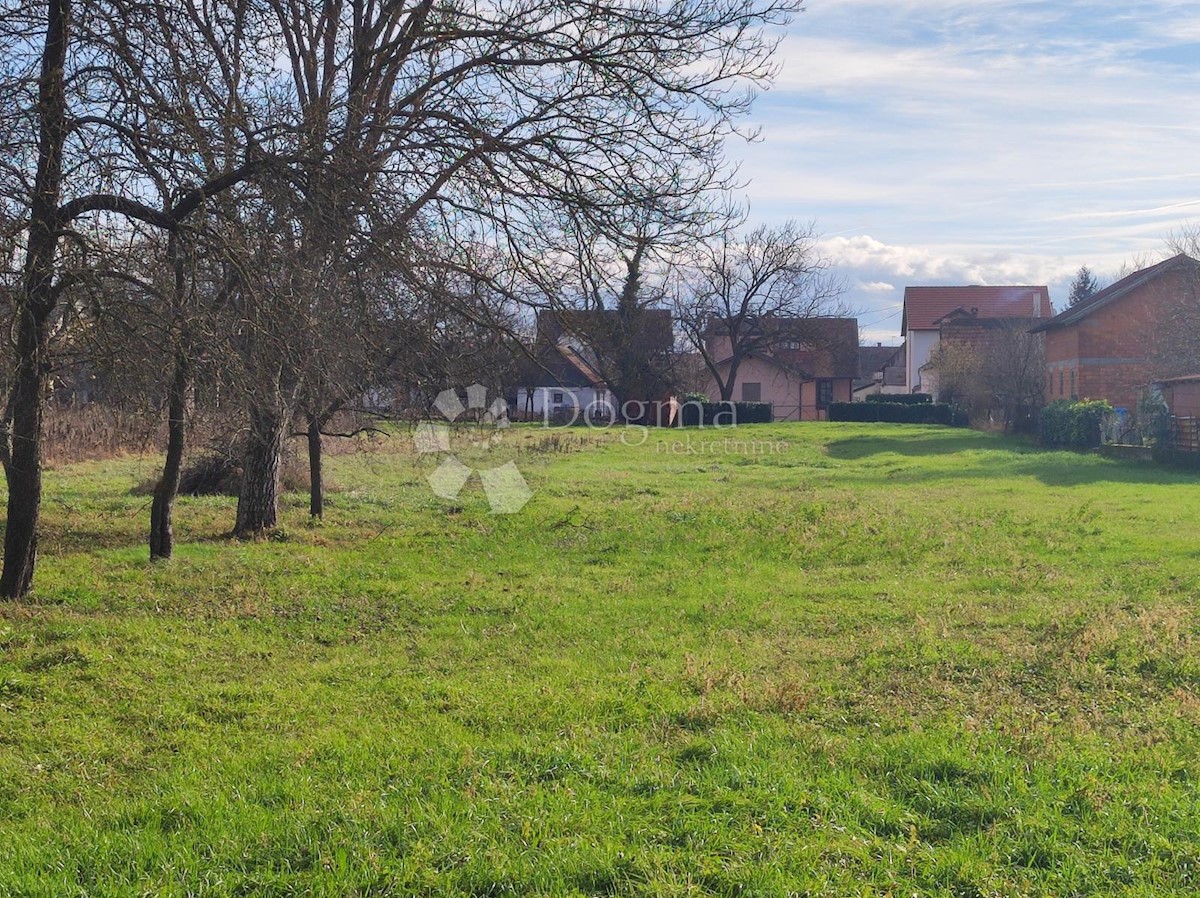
[1170,416,1200,452]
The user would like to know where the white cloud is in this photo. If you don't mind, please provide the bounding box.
[726,0,1200,318]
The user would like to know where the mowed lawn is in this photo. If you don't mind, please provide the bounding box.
[3,423,1200,896]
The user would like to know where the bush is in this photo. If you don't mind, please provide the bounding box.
[828,401,963,426]
[865,392,932,405]
[678,401,773,426]
[133,445,316,496]
[1039,399,1112,449]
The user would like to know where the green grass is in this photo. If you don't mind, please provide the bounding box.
[3,423,1200,896]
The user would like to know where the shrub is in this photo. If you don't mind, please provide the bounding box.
[1039,399,1112,449]
[828,401,963,426]
[133,445,316,496]
[865,392,932,405]
[678,401,773,426]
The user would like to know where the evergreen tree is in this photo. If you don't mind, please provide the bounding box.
[1069,266,1100,306]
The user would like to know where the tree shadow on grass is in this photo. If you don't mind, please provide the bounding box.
[824,431,1200,487]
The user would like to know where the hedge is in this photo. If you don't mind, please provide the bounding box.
[1039,399,1112,449]
[828,401,966,426]
[678,400,773,426]
[865,392,932,405]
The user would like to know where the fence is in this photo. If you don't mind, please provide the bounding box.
[1171,416,1200,452]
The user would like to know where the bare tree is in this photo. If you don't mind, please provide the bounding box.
[675,220,842,401]
[1,0,798,592]
[0,0,298,593]
[930,320,1045,431]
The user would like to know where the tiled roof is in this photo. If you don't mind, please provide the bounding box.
[902,285,1052,334]
[1030,254,1199,333]
[710,316,860,379]
[857,344,903,379]
[538,308,673,353]
[854,343,905,389]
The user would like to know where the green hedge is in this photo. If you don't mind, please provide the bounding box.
[1152,447,1200,471]
[678,401,773,426]
[828,401,966,426]
[1039,399,1112,449]
[865,392,932,405]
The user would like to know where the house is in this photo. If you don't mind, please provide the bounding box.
[702,316,859,421]
[1031,254,1200,411]
[852,343,906,400]
[514,308,673,421]
[902,285,1052,396]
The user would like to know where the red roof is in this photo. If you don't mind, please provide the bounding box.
[901,286,1052,334]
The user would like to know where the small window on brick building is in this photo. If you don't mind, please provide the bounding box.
[1058,369,1064,395]
[1069,369,1076,398]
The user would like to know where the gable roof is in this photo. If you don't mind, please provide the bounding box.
[1030,253,1200,333]
[711,316,859,379]
[523,308,673,389]
[518,340,605,389]
[857,343,903,378]
[901,285,1052,333]
[537,308,673,355]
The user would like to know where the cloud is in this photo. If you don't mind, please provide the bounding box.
[732,0,1200,263]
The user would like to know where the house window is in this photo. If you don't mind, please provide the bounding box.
[816,379,834,409]
[552,391,564,404]
[1058,369,1064,395]
[781,340,801,350]
[1069,369,1076,398]
[742,382,762,402]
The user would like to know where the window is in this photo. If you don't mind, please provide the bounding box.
[741,382,762,402]
[816,379,834,409]
[1058,370,1064,395]
[781,340,801,350]
[1070,369,1076,398]
[552,391,564,404]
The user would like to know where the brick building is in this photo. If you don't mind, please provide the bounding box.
[1031,254,1200,411]
[901,285,1052,395]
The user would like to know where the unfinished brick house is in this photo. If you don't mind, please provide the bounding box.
[1031,254,1200,411]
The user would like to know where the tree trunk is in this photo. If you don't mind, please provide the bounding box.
[234,400,288,536]
[149,348,191,560]
[306,412,323,519]
[1,0,69,599]
[718,367,737,402]
[1,322,49,599]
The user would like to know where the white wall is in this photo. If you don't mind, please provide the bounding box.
[906,330,940,393]
[515,386,614,421]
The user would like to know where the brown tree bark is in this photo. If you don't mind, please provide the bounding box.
[149,347,191,560]
[306,412,323,519]
[1,0,70,599]
[234,399,288,536]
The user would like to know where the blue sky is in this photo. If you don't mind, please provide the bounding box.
[731,0,1200,340]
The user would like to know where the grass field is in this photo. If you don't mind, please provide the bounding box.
[3,423,1200,896]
